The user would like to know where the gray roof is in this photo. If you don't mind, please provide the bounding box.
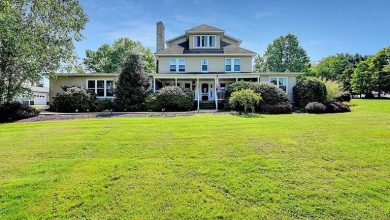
[186,24,224,33]
[157,40,256,55]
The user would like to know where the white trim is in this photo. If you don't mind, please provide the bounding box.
[86,79,115,98]
[201,58,208,73]
[193,35,217,48]
[269,77,288,95]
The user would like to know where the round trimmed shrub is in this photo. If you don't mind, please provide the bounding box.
[305,102,327,114]
[51,87,95,112]
[224,81,252,102]
[293,77,327,108]
[156,86,194,111]
[337,91,351,102]
[326,101,350,113]
[261,102,292,114]
[0,102,39,122]
[252,82,289,105]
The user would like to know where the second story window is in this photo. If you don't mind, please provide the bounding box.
[169,58,185,72]
[201,59,208,72]
[225,58,240,72]
[193,35,216,48]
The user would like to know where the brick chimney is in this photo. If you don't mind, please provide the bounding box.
[156,21,165,53]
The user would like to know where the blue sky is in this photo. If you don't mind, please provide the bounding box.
[76,0,390,62]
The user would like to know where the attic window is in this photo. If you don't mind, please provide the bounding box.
[193,35,216,48]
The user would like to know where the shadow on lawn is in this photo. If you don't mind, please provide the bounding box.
[230,112,265,118]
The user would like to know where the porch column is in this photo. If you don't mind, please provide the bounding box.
[175,78,178,86]
[214,77,218,111]
[257,77,260,82]
[153,77,156,92]
[236,77,238,82]
[197,78,200,112]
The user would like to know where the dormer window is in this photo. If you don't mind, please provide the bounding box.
[193,35,216,48]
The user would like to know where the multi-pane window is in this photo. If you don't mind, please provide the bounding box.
[225,58,240,72]
[201,58,208,72]
[87,80,95,94]
[169,58,185,72]
[193,35,216,48]
[97,80,105,97]
[87,80,115,97]
[270,77,288,93]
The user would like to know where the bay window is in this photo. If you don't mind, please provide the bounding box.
[270,77,288,93]
[225,58,240,72]
[169,58,185,72]
[193,35,216,48]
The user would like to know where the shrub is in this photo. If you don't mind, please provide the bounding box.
[293,77,327,108]
[229,89,261,113]
[224,81,252,102]
[337,91,351,102]
[51,87,95,112]
[261,102,292,114]
[156,86,194,111]
[252,82,289,105]
[305,102,327,114]
[93,99,113,112]
[0,102,39,122]
[322,79,343,101]
[326,101,350,113]
[145,92,159,111]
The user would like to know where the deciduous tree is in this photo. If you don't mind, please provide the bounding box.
[0,0,87,103]
[83,38,156,74]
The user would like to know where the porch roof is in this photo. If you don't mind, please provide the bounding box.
[150,72,302,79]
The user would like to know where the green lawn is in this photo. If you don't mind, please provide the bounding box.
[0,100,389,219]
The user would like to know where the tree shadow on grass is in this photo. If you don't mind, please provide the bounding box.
[230,112,264,118]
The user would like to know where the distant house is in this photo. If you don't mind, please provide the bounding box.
[50,22,301,110]
[15,82,49,106]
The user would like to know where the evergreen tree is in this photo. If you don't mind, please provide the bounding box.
[114,53,149,111]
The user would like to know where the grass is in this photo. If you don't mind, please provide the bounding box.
[0,99,389,219]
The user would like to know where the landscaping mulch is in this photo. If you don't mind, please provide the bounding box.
[17,111,211,122]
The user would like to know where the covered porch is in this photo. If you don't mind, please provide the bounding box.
[149,73,263,111]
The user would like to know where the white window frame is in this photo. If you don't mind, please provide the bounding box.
[86,79,115,98]
[225,58,241,72]
[169,58,186,72]
[193,35,216,48]
[269,77,288,94]
[201,58,208,72]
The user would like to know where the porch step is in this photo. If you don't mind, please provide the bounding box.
[199,101,216,110]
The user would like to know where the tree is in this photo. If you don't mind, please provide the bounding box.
[352,46,390,97]
[0,0,87,103]
[229,89,261,113]
[83,38,156,74]
[309,53,367,91]
[253,54,267,72]
[257,33,310,72]
[114,53,149,111]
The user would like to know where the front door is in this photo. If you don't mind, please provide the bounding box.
[201,83,209,101]
[200,82,215,101]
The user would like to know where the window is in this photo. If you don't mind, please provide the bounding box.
[169,58,185,72]
[87,80,95,94]
[97,80,105,97]
[201,59,208,72]
[225,58,240,72]
[270,77,288,93]
[87,80,115,97]
[106,81,114,97]
[193,35,216,48]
